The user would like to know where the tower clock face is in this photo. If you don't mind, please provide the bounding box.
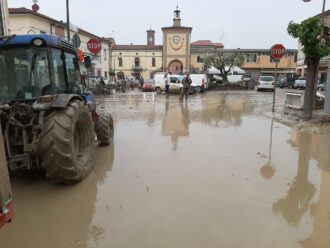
[173,36,181,44]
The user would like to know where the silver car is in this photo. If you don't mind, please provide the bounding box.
[257,76,275,91]
[294,77,307,89]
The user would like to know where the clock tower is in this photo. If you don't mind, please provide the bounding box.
[162,6,192,74]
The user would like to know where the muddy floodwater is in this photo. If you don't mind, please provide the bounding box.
[1,90,330,248]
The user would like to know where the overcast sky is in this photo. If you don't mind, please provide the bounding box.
[8,0,330,49]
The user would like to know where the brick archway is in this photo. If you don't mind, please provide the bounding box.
[168,60,183,75]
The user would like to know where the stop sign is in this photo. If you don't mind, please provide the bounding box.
[270,44,286,59]
[87,39,101,54]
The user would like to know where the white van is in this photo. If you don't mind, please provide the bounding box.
[189,74,208,93]
[154,73,196,94]
[155,74,184,94]
[227,71,244,83]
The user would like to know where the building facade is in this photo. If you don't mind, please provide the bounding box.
[111,7,297,80]
[111,7,224,79]
[224,49,298,80]
[8,7,111,78]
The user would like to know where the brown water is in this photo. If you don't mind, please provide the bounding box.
[1,90,330,248]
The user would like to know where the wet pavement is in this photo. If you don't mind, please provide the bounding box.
[1,89,330,248]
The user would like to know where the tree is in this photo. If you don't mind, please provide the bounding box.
[204,51,244,83]
[288,17,330,119]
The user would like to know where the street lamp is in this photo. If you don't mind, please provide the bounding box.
[302,0,326,23]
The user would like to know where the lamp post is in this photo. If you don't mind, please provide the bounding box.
[302,0,326,22]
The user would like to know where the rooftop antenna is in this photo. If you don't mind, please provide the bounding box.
[219,29,225,41]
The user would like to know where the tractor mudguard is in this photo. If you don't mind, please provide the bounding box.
[51,94,85,108]
[32,94,86,111]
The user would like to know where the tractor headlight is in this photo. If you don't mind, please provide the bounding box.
[32,38,44,47]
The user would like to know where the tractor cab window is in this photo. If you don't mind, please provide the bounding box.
[52,49,66,93]
[64,52,81,92]
[52,49,82,94]
[0,47,50,101]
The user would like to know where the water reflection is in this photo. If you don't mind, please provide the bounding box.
[0,145,115,248]
[299,129,330,248]
[260,118,276,179]
[192,94,254,128]
[162,100,190,151]
[300,169,330,248]
[273,131,316,226]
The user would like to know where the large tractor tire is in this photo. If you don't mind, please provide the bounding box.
[39,100,96,183]
[95,113,114,146]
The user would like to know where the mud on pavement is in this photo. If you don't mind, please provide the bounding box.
[1,90,330,248]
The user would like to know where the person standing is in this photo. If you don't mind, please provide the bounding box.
[164,73,170,98]
[139,76,145,89]
[180,73,192,101]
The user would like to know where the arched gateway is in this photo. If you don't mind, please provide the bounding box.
[168,60,183,74]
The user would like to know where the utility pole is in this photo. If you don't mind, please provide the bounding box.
[66,0,70,41]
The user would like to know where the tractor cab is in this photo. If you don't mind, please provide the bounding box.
[0,34,84,104]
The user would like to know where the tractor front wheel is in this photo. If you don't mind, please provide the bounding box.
[96,113,114,146]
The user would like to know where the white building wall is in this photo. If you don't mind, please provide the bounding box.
[0,0,9,35]
[9,13,110,78]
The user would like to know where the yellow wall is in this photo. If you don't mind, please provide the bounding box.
[190,54,204,70]
[243,54,297,70]
[112,50,163,79]
[166,33,187,55]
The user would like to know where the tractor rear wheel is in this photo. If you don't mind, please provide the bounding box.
[39,100,96,183]
[96,113,114,146]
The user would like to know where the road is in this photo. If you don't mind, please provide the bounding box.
[1,89,330,248]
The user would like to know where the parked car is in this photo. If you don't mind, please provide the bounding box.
[275,78,292,88]
[256,76,275,91]
[154,74,195,94]
[294,77,307,89]
[189,74,208,93]
[142,79,155,92]
[317,83,326,91]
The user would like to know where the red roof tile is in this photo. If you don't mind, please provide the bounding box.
[191,40,224,47]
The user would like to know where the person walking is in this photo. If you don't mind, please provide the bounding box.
[164,73,170,98]
[180,73,192,101]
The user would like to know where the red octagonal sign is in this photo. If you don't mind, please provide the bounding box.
[87,39,101,54]
[270,44,286,59]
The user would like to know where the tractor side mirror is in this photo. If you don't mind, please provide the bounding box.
[84,56,91,69]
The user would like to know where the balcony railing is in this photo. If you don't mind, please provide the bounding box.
[132,65,143,71]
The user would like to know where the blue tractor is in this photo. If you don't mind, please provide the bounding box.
[0,34,114,183]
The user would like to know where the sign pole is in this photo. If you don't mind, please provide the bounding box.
[272,60,278,112]
[66,0,70,41]
[270,44,286,112]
